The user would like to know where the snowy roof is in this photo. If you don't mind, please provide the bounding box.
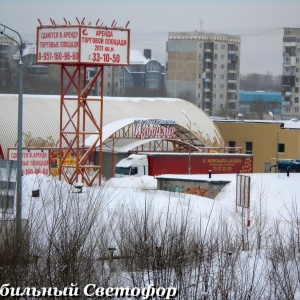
[129,50,150,64]
[214,118,300,129]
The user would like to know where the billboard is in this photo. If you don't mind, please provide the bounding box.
[7,148,50,176]
[36,25,130,65]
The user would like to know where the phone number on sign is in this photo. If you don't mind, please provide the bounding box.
[90,53,121,63]
[38,52,79,61]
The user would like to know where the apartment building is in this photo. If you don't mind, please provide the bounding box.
[0,35,14,69]
[166,31,241,116]
[282,28,300,120]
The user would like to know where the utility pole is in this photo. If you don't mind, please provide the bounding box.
[182,110,192,174]
[0,23,23,261]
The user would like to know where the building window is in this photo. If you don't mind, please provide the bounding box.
[221,44,226,50]
[221,54,225,60]
[220,94,224,99]
[214,54,218,60]
[221,64,225,69]
[295,97,299,103]
[220,74,225,80]
[295,107,299,112]
[220,84,225,89]
[120,80,125,87]
[278,143,285,153]
[296,77,300,83]
[228,141,236,153]
[214,64,217,69]
[245,142,253,154]
[296,87,299,93]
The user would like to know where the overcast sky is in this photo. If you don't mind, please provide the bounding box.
[1,0,300,75]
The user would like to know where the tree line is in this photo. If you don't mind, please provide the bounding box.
[0,58,281,96]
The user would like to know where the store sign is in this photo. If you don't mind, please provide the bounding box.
[134,119,176,139]
[7,148,50,176]
[36,25,130,65]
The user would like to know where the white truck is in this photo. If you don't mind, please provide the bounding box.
[114,154,149,177]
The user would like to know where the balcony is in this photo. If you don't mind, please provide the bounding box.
[282,101,291,106]
[228,78,236,83]
[282,75,295,86]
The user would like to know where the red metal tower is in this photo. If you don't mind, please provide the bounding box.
[36,18,130,186]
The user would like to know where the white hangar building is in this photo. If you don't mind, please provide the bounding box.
[0,94,224,177]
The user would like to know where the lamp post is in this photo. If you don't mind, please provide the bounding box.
[0,23,23,259]
[182,110,191,174]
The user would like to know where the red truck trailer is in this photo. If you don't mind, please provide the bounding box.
[115,152,253,177]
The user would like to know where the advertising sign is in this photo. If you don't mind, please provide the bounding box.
[50,148,81,177]
[134,119,177,139]
[201,156,253,174]
[8,148,50,176]
[36,25,130,65]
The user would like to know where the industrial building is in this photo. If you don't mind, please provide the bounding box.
[215,119,300,172]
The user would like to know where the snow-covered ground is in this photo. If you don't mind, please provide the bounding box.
[22,172,299,226]
[17,172,300,299]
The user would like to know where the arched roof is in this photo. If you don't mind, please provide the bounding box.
[0,94,224,157]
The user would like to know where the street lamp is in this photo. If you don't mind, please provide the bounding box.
[0,23,23,260]
[182,110,191,174]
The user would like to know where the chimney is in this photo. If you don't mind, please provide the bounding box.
[144,49,151,60]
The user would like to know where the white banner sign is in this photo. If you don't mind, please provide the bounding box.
[8,149,50,176]
[36,25,130,65]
